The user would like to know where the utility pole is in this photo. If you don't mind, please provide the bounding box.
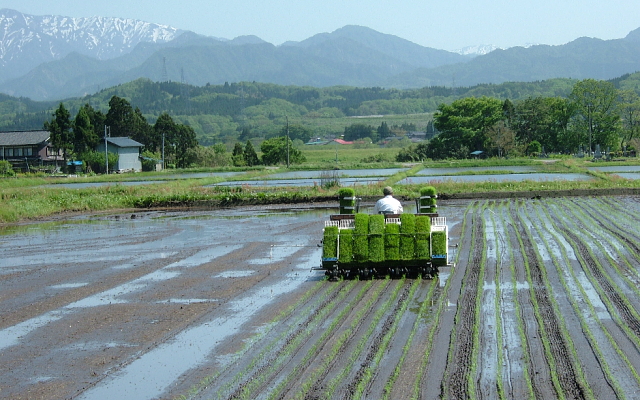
[587,103,593,158]
[286,115,290,168]
[104,125,110,174]
[162,131,165,171]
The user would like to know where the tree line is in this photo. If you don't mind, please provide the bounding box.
[398,79,640,161]
[45,95,198,172]
[45,95,307,172]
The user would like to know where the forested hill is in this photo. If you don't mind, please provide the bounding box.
[2,72,640,145]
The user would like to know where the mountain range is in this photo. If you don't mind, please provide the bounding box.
[1,8,639,102]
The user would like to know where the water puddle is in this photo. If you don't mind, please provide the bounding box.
[480,286,498,388]
[156,299,218,304]
[249,245,304,265]
[0,245,242,349]
[215,270,255,278]
[0,309,69,351]
[438,270,450,287]
[575,271,610,319]
[484,281,530,291]
[49,282,88,289]
[64,341,136,351]
[78,272,311,400]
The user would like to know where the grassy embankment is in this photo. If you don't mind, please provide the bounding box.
[2,153,640,223]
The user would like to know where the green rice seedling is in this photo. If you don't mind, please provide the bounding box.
[353,213,370,262]
[338,229,354,263]
[415,215,431,260]
[368,214,385,262]
[431,230,447,264]
[338,187,356,214]
[384,223,400,260]
[322,226,339,259]
[419,186,438,213]
[399,213,416,260]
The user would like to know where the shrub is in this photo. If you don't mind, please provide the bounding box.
[353,213,369,262]
[368,214,385,263]
[338,187,356,215]
[0,160,15,176]
[400,213,416,260]
[338,229,353,263]
[323,226,339,259]
[384,223,400,260]
[415,216,431,260]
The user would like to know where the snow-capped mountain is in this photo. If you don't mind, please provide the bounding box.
[455,43,540,56]
[454,44,501,56]
[0,8,183,81]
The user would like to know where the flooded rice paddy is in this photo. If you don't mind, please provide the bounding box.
[4,196,640,399]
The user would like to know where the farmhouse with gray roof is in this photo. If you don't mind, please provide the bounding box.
[0,130,62,171]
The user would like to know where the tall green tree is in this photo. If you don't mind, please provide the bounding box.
[486,121,517,157]
[377,122,392,140]
[278,124,313,142]
[232,142,245,166]
[105,96,135,137]
[80,103,106,145]
[153,112,177,165]
[243,140,259,166]
[511,96,572,153]
[173,124,198,168]
[73,106,99,154]
[431,96,504,159]
[44,103,73,170]
[260,136,305,165]
[618,90,640,150]
[131,107,155,151]
[569,79,620,153]
[344,123,376,142]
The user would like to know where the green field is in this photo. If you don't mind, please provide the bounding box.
[2,154,640,223]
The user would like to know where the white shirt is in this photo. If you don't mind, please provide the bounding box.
[374,195,403,214]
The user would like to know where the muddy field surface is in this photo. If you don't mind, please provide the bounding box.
[3,197,640,399]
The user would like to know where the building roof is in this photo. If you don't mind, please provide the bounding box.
[0,130,50,146]
[106,137,144,148]
[333,138,354,145]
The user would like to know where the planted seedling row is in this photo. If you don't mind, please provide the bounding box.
[533,201,633,397]
[514,201,591,399]
[215,280,360,400]
[441,201,487,399]
[269,279,392,399]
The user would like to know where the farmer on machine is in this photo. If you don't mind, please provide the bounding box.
[374,186,403,214]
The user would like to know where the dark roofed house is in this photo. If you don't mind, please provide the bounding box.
[0,130,62,171]
[96,137,144,173]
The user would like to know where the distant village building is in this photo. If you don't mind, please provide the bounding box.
[407,131,427,142]
[96,137,144,173]
[0,130,62,172]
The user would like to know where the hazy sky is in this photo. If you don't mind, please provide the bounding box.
[3,0,639,51]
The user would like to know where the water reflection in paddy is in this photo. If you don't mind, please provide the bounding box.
[209,177,385,187]
[608,172,640,180]
[417,166,537,175]
[268,168,407,179]
[587,165,640,173]
[398,173,593,184]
